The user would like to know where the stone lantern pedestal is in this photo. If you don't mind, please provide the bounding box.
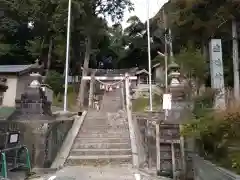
[3,73,75,168]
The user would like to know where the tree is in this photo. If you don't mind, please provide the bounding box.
[108,23,127,62]
[175,44,208,94]
[77,0,133,109]
[0,35,11,56]
[45,70,64,96]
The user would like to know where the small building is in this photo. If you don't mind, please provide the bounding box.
[135,69,149,84]
[135,63,165,86]
[152,63,165,85]
[0,64,42,107]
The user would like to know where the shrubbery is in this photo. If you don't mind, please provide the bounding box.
[182,88,240,173]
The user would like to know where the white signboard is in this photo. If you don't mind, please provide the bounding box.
[209,39,226,109]
[163,93,172,110]
[9,134,19,143]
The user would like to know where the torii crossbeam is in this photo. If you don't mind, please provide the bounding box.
[82,76,137,80]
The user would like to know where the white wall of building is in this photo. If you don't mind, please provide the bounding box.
[154,66,165,84]
[2,75,18,106]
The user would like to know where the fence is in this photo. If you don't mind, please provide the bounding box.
[192,155,240,180]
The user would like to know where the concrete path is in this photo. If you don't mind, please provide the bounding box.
[48,166,137,180]
[32,166,172,180]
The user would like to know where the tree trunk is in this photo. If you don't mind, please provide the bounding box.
[78,35,91,109]
[43,37,53,82]
[201,40,208,60]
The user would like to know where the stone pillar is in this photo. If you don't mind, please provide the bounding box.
[88,70,96,108]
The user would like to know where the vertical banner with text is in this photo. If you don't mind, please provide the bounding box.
[209,39,226,109]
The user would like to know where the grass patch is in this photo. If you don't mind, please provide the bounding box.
[132,97,149,112]
[132,93,163,112]
[53,88,78,111]
[153,93,162,106]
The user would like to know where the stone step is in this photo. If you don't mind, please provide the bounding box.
[73,142,131,149]
[71,148,132,156]
[82,124,128,127]
[83,122,128,125]
[76,137,130,144]
[80,129,129,134]
[82,125,129,129]
[66,155,132,166]
[78,133,130,138]
[82,126,129,130]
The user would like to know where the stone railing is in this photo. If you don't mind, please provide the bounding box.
[0,119,73,168]
[193,155,240,180]
[132,115,147,167]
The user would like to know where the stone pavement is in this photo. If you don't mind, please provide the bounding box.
[49,165,137,180]
[31,166,172,180]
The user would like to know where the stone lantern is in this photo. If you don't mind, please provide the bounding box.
[167,61,188,122]
[168,62,181,87]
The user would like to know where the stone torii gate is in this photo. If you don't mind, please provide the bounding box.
[82,73,137,107]
[81,68,137,107]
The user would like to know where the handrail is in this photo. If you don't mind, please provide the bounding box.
[193,154,240,180]
[0,146,31,178]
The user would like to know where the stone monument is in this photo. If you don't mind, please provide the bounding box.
[209,39,226,109]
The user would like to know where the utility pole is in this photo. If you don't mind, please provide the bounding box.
[163,10,168,111]
[169,28,173,58]
[146,0,153,169]
[146,0,153,111]
[232,18,240,100]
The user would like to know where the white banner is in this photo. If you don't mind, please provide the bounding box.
[163,93,172,110]
[209,39,226,109]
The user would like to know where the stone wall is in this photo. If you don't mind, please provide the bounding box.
[131,115,147,167]
[0,119,73,168]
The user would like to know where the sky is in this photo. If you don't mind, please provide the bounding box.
[121,0,169,28]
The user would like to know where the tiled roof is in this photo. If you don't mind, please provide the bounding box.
[0,65,32,74]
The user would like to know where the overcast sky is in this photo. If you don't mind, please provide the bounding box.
[121,0,168,28]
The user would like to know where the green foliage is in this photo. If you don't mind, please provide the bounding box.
[175,44,208,83]
[182,88,240,173]
[192,88,215,118]
[45,70,64,95]
[182,89,216,137]
[0,0,133,68]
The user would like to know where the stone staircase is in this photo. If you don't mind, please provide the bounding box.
[66,89,132,166]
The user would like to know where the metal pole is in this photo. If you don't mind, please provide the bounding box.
[169,28,173,58]
[63,0,72,111]
[146,0,153,111]
[1,152,7,178]
[164,10,168,121]
[156,123,161,175]
[232,18,240,100]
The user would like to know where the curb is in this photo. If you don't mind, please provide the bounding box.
[137,168,173,180]
[50,111,88,169]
